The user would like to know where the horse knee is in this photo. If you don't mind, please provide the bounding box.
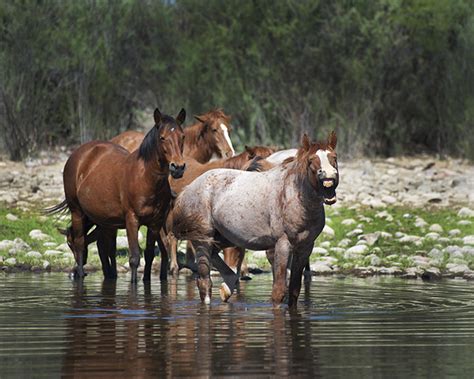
[129,255,140,269]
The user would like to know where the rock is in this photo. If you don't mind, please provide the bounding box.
[375,210,393,221]
[5,257,17,265]
[428,248,444,259]
[0,240,14,251]
[116,265,128,273]
[402,267,420,279]
[346,245,369,254]
[322,225,335,238]
[29,229,51,241]
[464,272,474,280]
[429,224,443,233]
[448,229,461,237]
[421,267,442,280]
[379,266,403,275]
[42,260,51,270]
[319,256,338,266]
[329,247,345,254]
[338,239,351,248]
[6,213,18,221]
[425,232,440,241]
[399,235,421,243]
[458,207,474,218]
[395,232,406,238]
[368,254,381,266]
[447,263,471,276]
[319,241,331,249]
[43,250,62,257]
[415,217,428,228]
[56,243,70,252]
[346,228,363,237]
[443,246,462,255]
[458,220,472,226]
[252,250,267,259]
[116,236,129,250]
[463,236,474,246]
[412,255,430,267]
[26,251,42,258]
[359,233,379,246]
[462,246,474,256]
[341,218,356,226]
[382,195,397,204]
[43,242,57,247]
[62,252,74,259]
[310,262,333,274]
[312,247,328,255]
[356,240,368,246]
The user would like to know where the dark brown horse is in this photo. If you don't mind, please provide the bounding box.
[111,108,235,162]
[48,108,186,283]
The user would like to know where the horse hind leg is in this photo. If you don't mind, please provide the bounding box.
[195,242,212,304]
[97,228,117,280]
[70,211,87,279]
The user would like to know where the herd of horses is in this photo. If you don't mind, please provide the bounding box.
[47,108,339,307]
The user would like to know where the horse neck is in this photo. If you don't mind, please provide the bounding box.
[132,149,169,186]
[183,123,213,163]
[282,162,324,216]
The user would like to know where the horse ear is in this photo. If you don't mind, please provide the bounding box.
[153,108,162,125]
[328,131,337,149]
[194,115,205,123]
[245,145,255,158]
[176,108,186,126]
[301,133,311,151]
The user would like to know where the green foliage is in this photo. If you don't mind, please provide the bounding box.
[1,0,473,159]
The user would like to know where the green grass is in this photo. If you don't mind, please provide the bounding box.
[1,202,474,275]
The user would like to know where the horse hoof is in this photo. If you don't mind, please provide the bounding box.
[204,295,211,305]
[240,275,252,281]
[219,283,232,302]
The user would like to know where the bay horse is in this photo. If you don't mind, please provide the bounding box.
[172,132,338,307]
[166,145,276,275]
[49,108,186,283]
[111,108,235,162]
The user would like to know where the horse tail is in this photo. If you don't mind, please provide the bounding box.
[171,206,214,244]
[43,199,69,215]
[246,157,274,172]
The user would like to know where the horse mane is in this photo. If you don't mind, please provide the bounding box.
[245,156,275,172]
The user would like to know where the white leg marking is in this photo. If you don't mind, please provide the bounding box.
[220,123,235,156]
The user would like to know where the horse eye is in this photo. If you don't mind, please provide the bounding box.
[212,129,217,133]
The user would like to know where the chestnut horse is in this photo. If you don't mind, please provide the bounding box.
[111,108,235,162]
[166,145,276,275]
[172,132,338,307]
[49,108,186,283]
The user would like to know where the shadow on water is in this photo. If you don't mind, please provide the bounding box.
[1,273,474,377]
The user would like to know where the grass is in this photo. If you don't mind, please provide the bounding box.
[1,202,474,275]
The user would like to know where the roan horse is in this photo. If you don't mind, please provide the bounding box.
[172,132,338,307]
[48,108,186,283]
[111,108,235,162]
[166,145,276,275]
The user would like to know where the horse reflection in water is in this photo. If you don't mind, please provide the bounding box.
[61,279,320,377]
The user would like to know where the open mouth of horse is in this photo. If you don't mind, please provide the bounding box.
[321,179,337,205]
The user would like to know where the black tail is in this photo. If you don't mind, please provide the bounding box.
[43,199,68,215]
[246,156,264,172]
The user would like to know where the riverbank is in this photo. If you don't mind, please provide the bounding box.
[0,154,473,279]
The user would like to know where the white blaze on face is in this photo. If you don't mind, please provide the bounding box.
[220,123,235,156]
[316,150,337,178]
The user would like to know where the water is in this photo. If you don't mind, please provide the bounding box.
[1,273,474,377]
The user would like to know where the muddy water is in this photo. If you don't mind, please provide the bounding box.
[1,273,474,377]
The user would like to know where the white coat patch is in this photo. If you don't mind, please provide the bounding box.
[316,150,337,178]
[220,123,235,156]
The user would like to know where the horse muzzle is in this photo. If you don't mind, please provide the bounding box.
[169,163,186,179]
[320,178,337,205]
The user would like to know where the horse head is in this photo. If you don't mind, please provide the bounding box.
[195,109,235,159]
[299,132,339,205]
[139,108,186,179]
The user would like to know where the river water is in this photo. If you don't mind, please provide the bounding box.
[1,273,474,377]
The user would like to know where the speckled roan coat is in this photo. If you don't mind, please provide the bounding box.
[172,133,339,307]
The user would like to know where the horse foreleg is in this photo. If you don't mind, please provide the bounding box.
[195,242,212,304]
[143,228,157,282]
[156,231,169,282]
[168,232,179,276]
[288,246,312,308]
[210,247,240,302]
[125,214,141,284]
[272,238,291,306]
